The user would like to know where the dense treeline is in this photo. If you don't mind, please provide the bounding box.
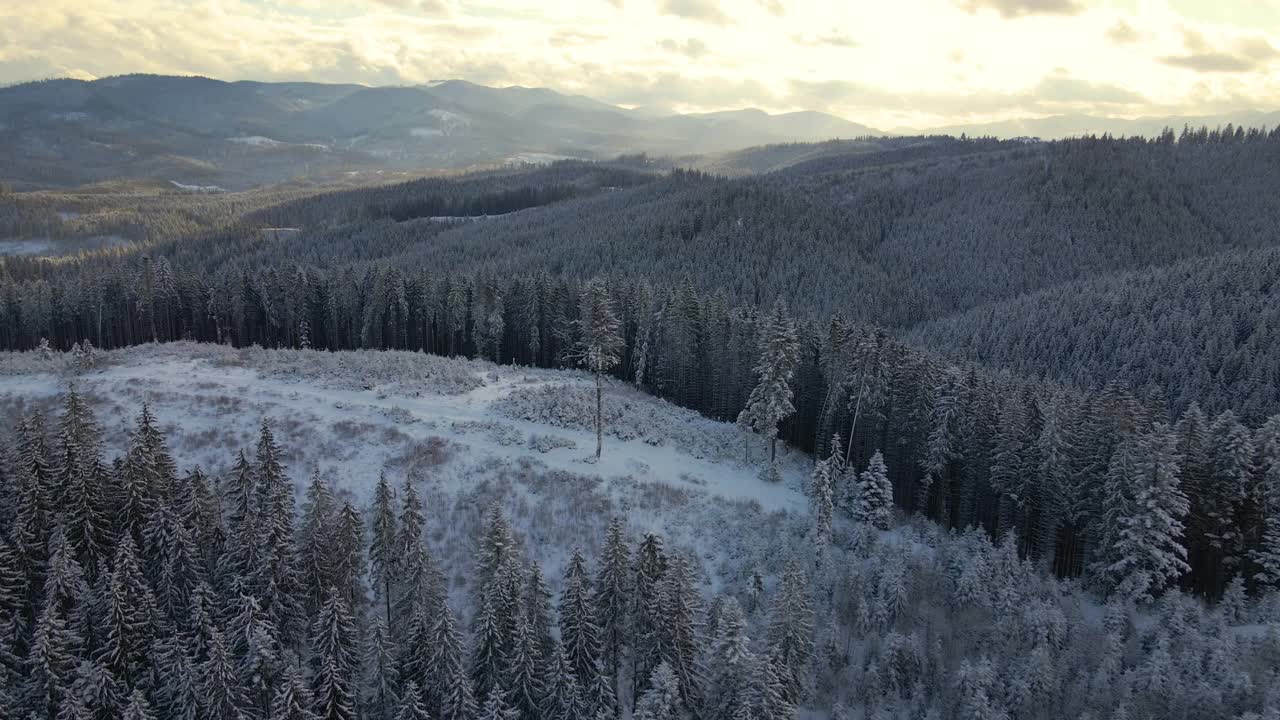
[4,259,1280,603]
[241,162,653,229]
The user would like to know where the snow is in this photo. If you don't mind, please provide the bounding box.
[0,342,811,593]
[0,238,55,256]
[169,180,227,193]
[227,136,330,151]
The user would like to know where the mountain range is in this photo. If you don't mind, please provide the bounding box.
[0,74,877,190]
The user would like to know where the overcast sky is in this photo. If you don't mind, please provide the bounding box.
[1,0,1277,130]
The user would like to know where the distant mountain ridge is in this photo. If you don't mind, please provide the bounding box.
[0,74,880,189]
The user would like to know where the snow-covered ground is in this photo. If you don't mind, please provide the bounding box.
[0,342,813,594]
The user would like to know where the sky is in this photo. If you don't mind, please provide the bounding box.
[1,0,1277,131]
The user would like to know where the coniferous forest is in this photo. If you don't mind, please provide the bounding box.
[2,128,1280,720]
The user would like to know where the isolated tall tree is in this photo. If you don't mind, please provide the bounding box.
[738,299,799,480]
[569,279,623,460]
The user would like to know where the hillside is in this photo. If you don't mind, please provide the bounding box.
[1,343,1276,720]
[906,245,1280,422]
[0,75,879,190]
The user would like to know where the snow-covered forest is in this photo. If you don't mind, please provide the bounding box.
[1,344,1278,720]
[2,129,1280,719]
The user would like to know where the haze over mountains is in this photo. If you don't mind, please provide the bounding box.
[4,73,1277,191]
[0,74,876,190]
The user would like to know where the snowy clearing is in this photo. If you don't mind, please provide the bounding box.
[0,342,812,591]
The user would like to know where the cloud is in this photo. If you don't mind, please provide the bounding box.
[1105,20,1139,44]
[549,30,607,47]
[1160,30,1279,73]
[367,0,448,11]
[757,0,784,15]
[658,38,711,58]
[786,70,1146,118]
[792,31,859,48]
[957,0,1082,19]
[659,0,732,25]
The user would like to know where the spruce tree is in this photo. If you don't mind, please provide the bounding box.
[855,451,894,531]
[1252,415,1280,588]
[658,553,705,712]
[737,299,799,480]
[633,661,682,720]
[269,664,320,720]
[363,616,400,720]
[311,589,360,720]
[201,628,249,720]
[369,472,398,627]
[630,532,667,702]
[1095,424,1191,603]
[568,279,623,460]
[560,549,603,699]
[594,517,629,700]
[121,689,157,720]
[766,561,813,704]
[394,682,430,720]
[97,537,159,691]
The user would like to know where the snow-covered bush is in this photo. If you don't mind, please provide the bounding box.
[527,433,576,453]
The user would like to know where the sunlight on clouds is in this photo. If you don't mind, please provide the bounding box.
[0,0,1276,130]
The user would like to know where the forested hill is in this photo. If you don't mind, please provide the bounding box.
[4,130,1280,421]
[907,246,1280,424]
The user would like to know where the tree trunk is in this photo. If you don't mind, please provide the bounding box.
[596,370,604,459]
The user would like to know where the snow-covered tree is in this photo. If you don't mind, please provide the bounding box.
[1253,415,1280,588]
[855,451,894,530]
[738,299,800,480]
[633,661,682,720]
[594,516,629,699]
[568,279,623,460]
[311,589,360,720]
[1095,424,1190,603]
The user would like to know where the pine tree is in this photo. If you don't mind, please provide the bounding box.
[121,688,157,720]
[201,628,249,720]
[750,655,794,720]
[633,661,682,720]
[253,421,304,646]
[810,447,837,559]
[541,641,587,720]
[658,554,705,712]
[737,299,799,479]
[855,451,894,531]
[506,610,545,720]
[707,597,754,720]
[333,501,366,612]
[1208,411,1255,585]
[221,450,261,598]
[394,682,430,720]
[433,606,478,720]
[1095,424,1190,603]
[97,537,159,690]
[179,467,225,592]
[227,593,284,717]
[269,664,320,720]
[142,495,200,627]
[311,589,360,720]
[524,561,555,665]
[594,517,629,700]
[567,279,623,460]
[369,472,398,627]
[22,596,82,719]
[363,616,400,720]
[631,533,667,702]
[479,687,519,720]
[766,561,813,704]
[1253,415,1280,588]
[55,389,109,581]
[299,470,338,620]
[560,549,603,699]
